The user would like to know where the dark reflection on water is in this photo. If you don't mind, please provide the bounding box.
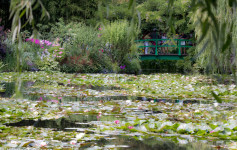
[6,114,126,130]
[61,83,122,91]
[0,82,15,97]
[0,82,218,104]
[88,136,214,150]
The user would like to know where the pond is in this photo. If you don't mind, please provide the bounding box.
[0,72,236,149]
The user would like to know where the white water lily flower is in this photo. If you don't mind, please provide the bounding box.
[76,133,85,140]
[33,111,38,115]
[5,114,10,117]
[11,140,18,144]
[213,102,219,107]
[40,141,47,147]
[126,100,132,105]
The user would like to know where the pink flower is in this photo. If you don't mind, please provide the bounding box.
[35,39,40,44]
[68,79,71,84]
[59,51,63,54]
[210,130,215,133]
[53,55,56,57]
[39,97,43,100]
[55,50,58,52]
[97,115,101,120]
[114,120,119,124]
[98,27,102,30]
[128,126,134,129]
[41,47,44,49]
[49,100,58,103]
[58,97,62,100]
[59,48,64,50]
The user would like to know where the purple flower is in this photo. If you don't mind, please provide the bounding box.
[120,65,126,69]
[59,51,63,54]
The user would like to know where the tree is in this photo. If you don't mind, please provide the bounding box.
[192,0,237,74]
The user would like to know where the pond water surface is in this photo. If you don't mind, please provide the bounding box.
[0,75,236,149]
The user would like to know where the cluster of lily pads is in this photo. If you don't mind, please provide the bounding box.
[0,71,236,149]
[0,71,236,101]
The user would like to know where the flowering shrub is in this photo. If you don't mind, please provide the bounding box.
[25,38,66,71]
[48,46,66,61]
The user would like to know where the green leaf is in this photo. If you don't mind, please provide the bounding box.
[19,9,26,18]
[128,0,134,9]
[211,91,222,103]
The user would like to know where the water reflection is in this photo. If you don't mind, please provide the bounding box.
[6,114,126,130]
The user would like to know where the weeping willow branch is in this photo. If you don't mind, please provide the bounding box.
[192,0,237,75]
[9,0,49,97]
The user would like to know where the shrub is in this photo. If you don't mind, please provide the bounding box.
[49,20,113,73]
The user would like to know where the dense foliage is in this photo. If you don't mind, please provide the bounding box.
[0,0,236,75]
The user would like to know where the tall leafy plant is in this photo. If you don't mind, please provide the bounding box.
[100,20,141,73]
